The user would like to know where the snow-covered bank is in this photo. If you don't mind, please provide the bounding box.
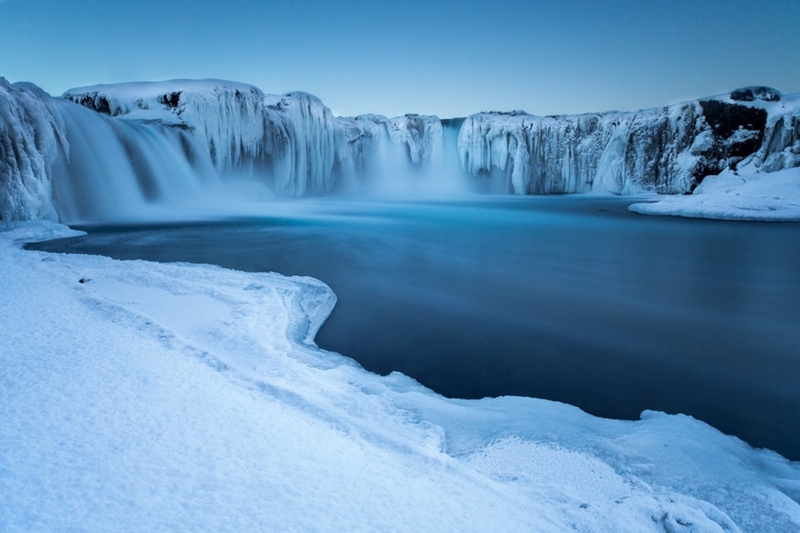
[1,222,798,532]
[629,166,800,221]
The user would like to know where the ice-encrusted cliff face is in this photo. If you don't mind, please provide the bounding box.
[742,89,800,173]
[63,81,447,199]
[458,87,799,195]
[0,79,452,221]
[387,114,443,165]
[758,111,800,172]
[0,79,65,221]
[64,82,343,197]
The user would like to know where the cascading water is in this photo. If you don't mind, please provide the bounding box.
[1,78,798,223]
[0,79,463,223]
[346,113,470,198]
[457,88,799,196]
[50,100,218,223]
[62,81,475,198]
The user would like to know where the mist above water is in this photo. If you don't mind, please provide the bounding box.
[48,98,475,224]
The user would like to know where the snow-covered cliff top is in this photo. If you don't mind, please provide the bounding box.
[62,79,265,124]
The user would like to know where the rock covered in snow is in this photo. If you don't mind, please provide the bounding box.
[745,93,800,173]
[62,79,264,126]
[626,92,800,221]
[629,165,800,221]
[730,86,782,103]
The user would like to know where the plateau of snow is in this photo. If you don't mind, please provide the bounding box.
[2,77,799,223]
[1,222,799,532]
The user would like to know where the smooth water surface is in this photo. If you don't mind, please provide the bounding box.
[31,196,800,459]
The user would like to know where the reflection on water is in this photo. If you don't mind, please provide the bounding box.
[31,196,800,459]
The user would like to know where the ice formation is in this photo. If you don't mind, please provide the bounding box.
[1,77,799,222]
[386,114,443,164]
[0,80,64,221]
[63,81,450,203]
[627,93,800,220]
[458,88,800,195]
[0,79,452,222]
[1,222,798,532]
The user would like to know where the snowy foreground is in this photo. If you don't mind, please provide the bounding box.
[629,166,800,221]
[1,223,799,532]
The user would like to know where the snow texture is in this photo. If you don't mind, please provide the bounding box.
[629,166,800,221]
[1,222,799,532]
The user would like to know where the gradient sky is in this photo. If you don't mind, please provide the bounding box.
[1,0,798,117]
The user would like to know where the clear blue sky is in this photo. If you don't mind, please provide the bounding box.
[1,0,798,117]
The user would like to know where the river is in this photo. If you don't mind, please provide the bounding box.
[30,195,800,459]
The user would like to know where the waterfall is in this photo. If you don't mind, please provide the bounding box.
[1,78,798,223]
[50,100,217,222]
